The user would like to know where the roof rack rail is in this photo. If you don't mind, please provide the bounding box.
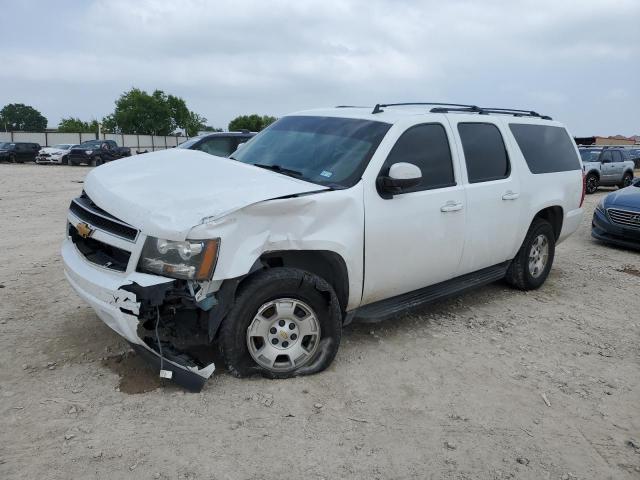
[371,102,480,114]
[371,102,552,120]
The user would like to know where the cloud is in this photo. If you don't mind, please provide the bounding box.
[1,0,638,134]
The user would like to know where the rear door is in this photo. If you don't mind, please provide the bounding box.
[362,121,466,304]
[448,119,523,274]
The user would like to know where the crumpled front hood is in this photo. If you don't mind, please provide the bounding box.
[605,185,640,209]
[84,149,328,240]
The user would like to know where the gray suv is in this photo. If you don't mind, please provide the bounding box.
[580,147,635,193]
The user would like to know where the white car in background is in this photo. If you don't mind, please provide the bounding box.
[36,144,79,165]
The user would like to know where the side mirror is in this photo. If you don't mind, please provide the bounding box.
[377,162,422,198]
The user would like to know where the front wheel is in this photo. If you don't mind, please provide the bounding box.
[219,268,342,379]
[619,172,633,188]
[90,156,103,166]
[585,173,599,194]
[505,218,556,290]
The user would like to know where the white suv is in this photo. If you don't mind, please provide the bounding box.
[62,103,584,390]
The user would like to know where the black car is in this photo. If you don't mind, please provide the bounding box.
[0,142,41,163]
[592,178,640,250]
[68,140,131,166]
[627,148,640,169]
[177,131,256,157]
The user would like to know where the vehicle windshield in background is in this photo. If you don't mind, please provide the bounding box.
[80,141,103,148]
[0,143,10,149]
[579,149,601,162]
[52,144,74,150]
[231,116,391,188]
[177,137,205,149]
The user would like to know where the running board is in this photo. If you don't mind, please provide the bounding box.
[354,262,510,323]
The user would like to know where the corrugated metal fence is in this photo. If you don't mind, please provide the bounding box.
[0,131,190,155]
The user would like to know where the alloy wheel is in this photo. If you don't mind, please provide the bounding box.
[246,298,321,372]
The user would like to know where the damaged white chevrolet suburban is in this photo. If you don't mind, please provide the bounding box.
[62,103,584,391]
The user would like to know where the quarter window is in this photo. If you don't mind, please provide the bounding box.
[509,124,581,173]
[382,123,455,193]
[458,123,510,183]
[612,151,623,163]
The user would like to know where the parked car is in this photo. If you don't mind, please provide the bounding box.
[627,148,640,169]
[68,140,131,166]
[580,147,635,193]
[36,144,79,165]
[177,131,255,157]
[592,177,640,250]
[62,103,584,391]
[0,142,41,163]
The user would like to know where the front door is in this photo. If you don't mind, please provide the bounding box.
[449,119,523,274]
[600,150,616,183]
[362,122,466,304]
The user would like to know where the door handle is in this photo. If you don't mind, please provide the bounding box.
[440,201,463,212]
[502,191,520,201]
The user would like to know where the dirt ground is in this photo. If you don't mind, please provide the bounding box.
[0,163,638,480]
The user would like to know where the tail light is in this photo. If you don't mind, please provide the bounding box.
[579,172,586,208]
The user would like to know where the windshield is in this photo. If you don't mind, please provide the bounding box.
[52,144,73,150]
[579,149,601,162]
[177,137,206,149]
[231,116,391,187]
[80,141,102,148]
[0,142,10,149]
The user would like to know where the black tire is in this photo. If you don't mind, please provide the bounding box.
[219,268,342,379]
[61,155,68,165]
[505,218,556,290]
[90,156,103,167]
[585,173,599,194]
[619,172,633,189]
[9,154,16,163]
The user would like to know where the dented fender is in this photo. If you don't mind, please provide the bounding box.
[188,183,366,310]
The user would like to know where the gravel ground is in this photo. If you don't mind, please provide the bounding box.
[0,163,639,480]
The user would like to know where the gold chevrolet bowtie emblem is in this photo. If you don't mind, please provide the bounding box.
[279,331,289,340]
[76,222,94,239]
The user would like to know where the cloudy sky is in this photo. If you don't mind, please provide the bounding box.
[1,0,638,135]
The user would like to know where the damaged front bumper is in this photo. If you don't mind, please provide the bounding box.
[62,238,216,391]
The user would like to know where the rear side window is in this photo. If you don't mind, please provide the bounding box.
[383,123,455,192]
[509,124,581,174]
[458,123,510,183]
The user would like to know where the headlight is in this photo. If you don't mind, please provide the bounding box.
[85,150,93,154]
[138,236,220,281]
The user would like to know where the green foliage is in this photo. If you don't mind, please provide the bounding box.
[57,117,99,133]
[228,114,277,132]
[201,125,223,132]
[103,88,207,136]
[0,103,47,131]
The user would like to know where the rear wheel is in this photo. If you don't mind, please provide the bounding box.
[61,155,68,165]
[219,268,342,379]
[619,172,633,188]
[585,173,599,194]
[9,154,16,163]
[505,218,556,290]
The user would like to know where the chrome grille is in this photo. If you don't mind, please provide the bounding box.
[607,208,640,229]
[69,194,139,241]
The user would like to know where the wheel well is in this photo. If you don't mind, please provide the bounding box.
[586,169,600,179]
[257,250,349,311]
[534,206,563,240]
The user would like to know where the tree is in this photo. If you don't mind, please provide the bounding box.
[57,117,99,133]
[0,103,47,131]
[228,114,277,132]
[103,88,207,136]
[201,125,223,132]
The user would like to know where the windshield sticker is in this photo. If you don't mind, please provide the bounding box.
[320,170,333,178]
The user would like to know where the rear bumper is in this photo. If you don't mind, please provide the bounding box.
[62,238,216,391]
[558,207,583,244]
[591,209,640,251]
